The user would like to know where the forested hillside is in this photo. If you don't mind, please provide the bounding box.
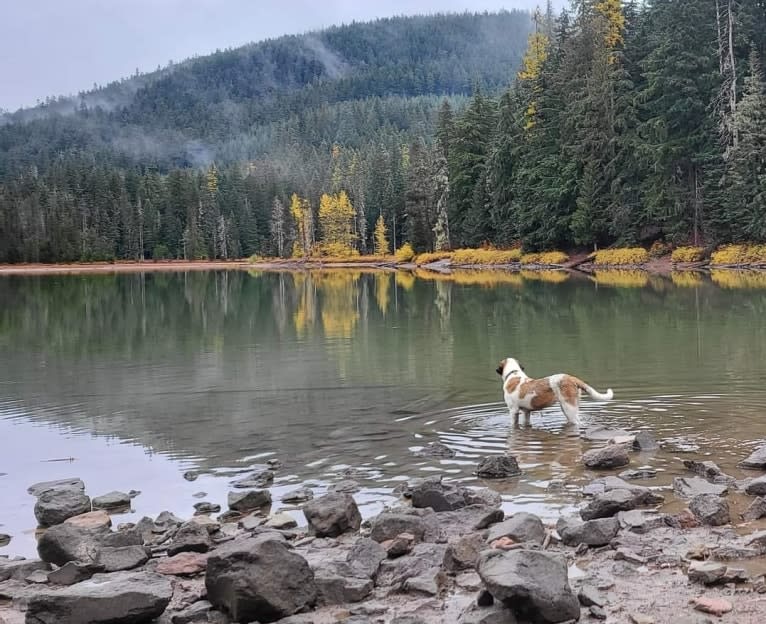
[1,3,765,263]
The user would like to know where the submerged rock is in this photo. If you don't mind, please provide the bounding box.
[741,496,766,521]
[583,426,630,442]
[231,466,275,489]
[302,492,361,537]
[632,432,659,451]
[619,468,657,480]
[416,441,456,458]
[281,487,314,504]
[475,455,522,479]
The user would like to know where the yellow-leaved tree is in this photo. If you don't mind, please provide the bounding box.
[373,215,389,255]
[318,191,357,256]
[596,0,626,53]
[290,193,313,257]
[517,29,550,130]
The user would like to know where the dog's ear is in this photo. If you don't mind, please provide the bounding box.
[495,359,506,376]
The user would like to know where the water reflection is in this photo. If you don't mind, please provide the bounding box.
[2,268,766,555]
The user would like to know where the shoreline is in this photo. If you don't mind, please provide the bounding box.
[0,257,765,277]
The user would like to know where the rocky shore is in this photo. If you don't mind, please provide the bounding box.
[3,435,766,623]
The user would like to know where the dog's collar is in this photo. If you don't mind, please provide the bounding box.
[503,369,520,382]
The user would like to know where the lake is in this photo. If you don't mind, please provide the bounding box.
[2,267,766,556]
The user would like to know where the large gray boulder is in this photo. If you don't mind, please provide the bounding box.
[166,523,212,556]
[0,559,50,582]
[486,513,545,546]
[302,492,361,537]
[95,546,149,572]
[28,478,85,497]
[346,538,386,579]
[369,512,428,543]
[34,488,92,527]
[205,535,317,623]
[582,445,630,469]
[313,561,373,605]
[745,475,766,496]
[741,496,766,521]
[557,516,619,546]
[739,445,766,469]
[477,549,580,623]
[581,484,662,520]
[227,489,271,512]
[673,476,728,498]
[689,493,730,526]
[37,524,103,566]
[25,571,172,624]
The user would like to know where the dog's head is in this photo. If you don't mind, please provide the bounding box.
[496,357,524,379]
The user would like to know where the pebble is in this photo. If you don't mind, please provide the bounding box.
[692,596,733,616]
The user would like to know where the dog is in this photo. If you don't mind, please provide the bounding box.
[496,357,613,424]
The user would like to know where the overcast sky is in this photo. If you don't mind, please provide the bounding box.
[0,0,564,112]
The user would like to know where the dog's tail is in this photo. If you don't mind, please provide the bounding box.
[572,376,613,402]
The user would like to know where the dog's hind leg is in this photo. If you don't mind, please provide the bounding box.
[554,377,581,424]
[560,401,580,424]
[508,407,520,425]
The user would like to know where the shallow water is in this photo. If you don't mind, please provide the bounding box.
[2,268,766,557]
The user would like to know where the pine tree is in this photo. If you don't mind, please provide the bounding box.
[270,197,286,257]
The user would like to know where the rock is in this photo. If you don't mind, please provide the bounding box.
[96,545,149,572]
[92,491,132,511]
[590,605,607,620]
[328,479,360,494]
[384,532,416,557]
[477,549,580,623]
[578,584,605,607]
[25,571,173,624]
[692,596,733,616]
[455,571,483,591]
[477,589,495,606]
[416,441,456,458]
[475,455,522,479]
[486,513,545,546]
[629,614,655,624]
[674,509,701,529]
[0,559,50,582]
[0,534,11,547]
[688,560,727,585]
[346,538,386,579]
[28,478,85,497]
[632,432,659,451]
[227,489,271,512]
[403,566,445,596]
[689,494,730,526]
[167,523,213,556]
[582,445,630,469]
[231,466,275,489]
[376,543,447,587]
[745,530,766,551]
[581,489,649,520]
[556,516,619,546]
[583,426,630,441]
[464,488,503,508]
[739,445,766,469]
[437,505,505,536]
[64,510,112,531]
[490,537,521,551]
[281,487,313,504]
[615,547,647,564]
[617,509,670,534]
[302,492,361,537]
[673,476,728,498]
[745,475,766,496]
[188,515,220,534]
[193,501,221,514]
[34,488,92,527]
[205,536,317,623]
[610,435,636,446]
[156,551,208,576]
[171,600,216,624]
[410,477,467,511]
[313,562,373,604]
[47,561,103,586]
[370,513,427,543]
[741,496,766,521]
[682,459,728,479]
[444,532,486,571]
[459,603,518,624]
[265,512,298,530]
[183,471,198,481]
[37,524,102,565]
[619,468,657,480]
[710,545,760,560]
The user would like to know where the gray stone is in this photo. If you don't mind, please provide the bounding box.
[281,487,313,504]
[463,488,503,508]
[745,475,766,496]
[92,491,132,511]
[265,512,298,530]
[437,505,505,537]
[590,605,607,620]
[556,516,619,546]
[475,455,522,479]
[227,489,271,512]
[37,524,103,566]
[231,466,275,489]
[682,460,729,479]
[617,510,670,534]
[376,543,447,587]
[369,513,427,543]
[0,558,50,582]
[47,561,103,586]
[384,532,415,557]
[632,432,659,451]
[167,523,213,556]
[459,603,518,624]
[28,478,85,497]
[486,513,545,546]
[673,476,728,498]
[444,532,486,571]
[171,600,216,624]
[346,538,386,579]
[205,535,317,623]
[477,549,580,623]
[34,488,92,527]
[416,441,456,458]
[578,584,605,607]
[402,566,445,596]
[583,426,630,441]
[313,562,373,604]
[745,530,766,551]
[581,489,646,520]
[25,571,172,624]
[96,546,149,572]
[688,561,727,585]
[302,492,361,537]
[582,445,630,469]
[193,502,221,514]
[0,533,10,547]
[328,479,360,494]
[739,445,766,469]
[619,468,657,480]
[689,493,730,526]
[741,496,766,521]
[410,476,469,511]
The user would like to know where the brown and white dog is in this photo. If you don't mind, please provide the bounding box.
[496,357,613,424]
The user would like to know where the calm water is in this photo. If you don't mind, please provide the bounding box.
[2,268,766,556]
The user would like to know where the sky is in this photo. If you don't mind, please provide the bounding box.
[0,0,562,112]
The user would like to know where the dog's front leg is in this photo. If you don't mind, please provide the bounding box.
[508,407,520,425]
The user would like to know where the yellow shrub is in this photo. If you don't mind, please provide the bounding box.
[671,246,705,263]
[520,251,569,265]
[592,248,649,266]
[451,248,522,265]
[394,243,416,263]
[710,244,766,266]
[315,243,360,258]
[671,272,704,287]
[415,251,453,265]
[594,269,649,288]
[711,269,766,289]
